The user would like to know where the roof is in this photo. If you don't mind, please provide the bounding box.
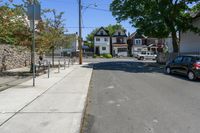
[129,32,147,39]
[129,32,137,38]
[112,29,127,37]
[191,10,200,19]
[94,27,110,36]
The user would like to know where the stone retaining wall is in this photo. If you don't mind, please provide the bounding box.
[0,44,31,72]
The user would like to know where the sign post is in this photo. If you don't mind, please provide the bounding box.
[27,3,41,87]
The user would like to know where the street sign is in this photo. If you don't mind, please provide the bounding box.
[27,4,41,20]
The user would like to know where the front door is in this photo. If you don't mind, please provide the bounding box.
[95,47,100,55]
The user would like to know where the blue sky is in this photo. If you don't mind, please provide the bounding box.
[5,0,136,39]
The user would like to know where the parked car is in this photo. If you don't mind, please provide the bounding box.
[165,55,200,80]
[136,51,157,60]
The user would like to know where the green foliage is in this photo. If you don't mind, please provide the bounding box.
[93,54,97,58]
[191,3,200,13]
[86,28,98,42]
[110,0,200,52]
[84,41,93,49]
[0,0,67,55]
[64,35,76,49]
[35,9,66,54]
[85,28,99,49]
[102,54,112,58]
[100,55,104,58]
[0,3,31,45]
[93,54,112,58]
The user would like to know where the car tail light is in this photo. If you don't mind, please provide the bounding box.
[194,62,200,69]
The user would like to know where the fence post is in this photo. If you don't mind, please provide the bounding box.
[58,60,60,73]
[71,58,73,65]
[68,58,70,67]
[48,61,50,78]
[64,58,66,70]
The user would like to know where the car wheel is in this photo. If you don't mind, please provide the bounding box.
[140,57,144,60]
[187,71,196,81]
[166,67,171,74]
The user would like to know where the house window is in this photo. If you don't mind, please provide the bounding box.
[104,38,108,42]
[117,38,123,43]
[118,48,127,52]
[96,38,100,42]
[102,47,106,51]
[118,32,121,36]
[100,31,104,35]
[135,39,142,45]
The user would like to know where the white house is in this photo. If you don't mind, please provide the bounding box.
[94,27,110,55]
[54,33,79,56]
[70,33,79,52]
[112,29,128,56]
[180,11,200,54]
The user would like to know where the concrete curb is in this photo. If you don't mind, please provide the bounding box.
[79,69,93,133]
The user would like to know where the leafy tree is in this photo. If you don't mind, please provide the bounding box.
[0,3,31,45]
[37,9,66,65]
[85,28,98,49]
[110,0,200,52]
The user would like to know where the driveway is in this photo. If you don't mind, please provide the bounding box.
[82,60,200,133]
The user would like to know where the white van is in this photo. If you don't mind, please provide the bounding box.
[136,51,157,60]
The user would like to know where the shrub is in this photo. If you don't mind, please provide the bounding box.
[102,54,112,58]
[93,54,97,58]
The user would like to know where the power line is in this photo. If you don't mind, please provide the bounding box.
[65,26,134,29]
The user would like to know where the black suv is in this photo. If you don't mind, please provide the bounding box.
[165,55,200,80]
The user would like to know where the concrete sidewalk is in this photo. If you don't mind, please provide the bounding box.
[0,63,93,133]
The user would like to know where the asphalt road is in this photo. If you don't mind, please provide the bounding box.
[82,60,200,133]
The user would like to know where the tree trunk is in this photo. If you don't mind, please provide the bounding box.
[52,47,54,66]
[172,31,179,53]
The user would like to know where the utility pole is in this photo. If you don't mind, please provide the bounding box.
[79,0,83,64]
